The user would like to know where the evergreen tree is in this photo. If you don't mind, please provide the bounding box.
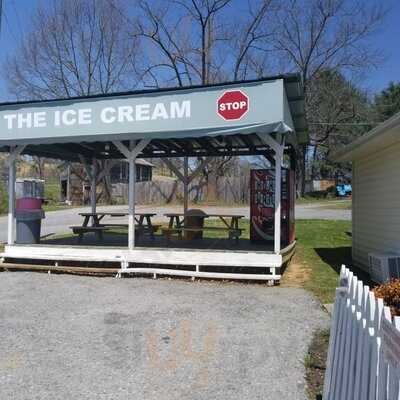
[374,82,400,121]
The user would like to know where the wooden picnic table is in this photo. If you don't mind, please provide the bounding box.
[71,212,158,242]
[79,212,157,228]
[163,212,244,242]
[164,212,244,229]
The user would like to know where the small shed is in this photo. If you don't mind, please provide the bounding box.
[333,112,400,272]
[305,179,336,193]
[60,158,153,204]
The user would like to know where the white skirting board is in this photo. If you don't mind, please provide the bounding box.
[0,243,295,281]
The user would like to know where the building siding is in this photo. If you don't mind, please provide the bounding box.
[352,137,400,271]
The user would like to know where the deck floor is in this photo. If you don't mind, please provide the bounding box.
[40,232,274,253]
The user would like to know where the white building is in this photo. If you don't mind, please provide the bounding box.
[334,112,400,273]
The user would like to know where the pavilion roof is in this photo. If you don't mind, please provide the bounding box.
[0,74,307,161]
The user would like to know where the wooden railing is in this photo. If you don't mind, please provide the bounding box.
[323,265,400,400]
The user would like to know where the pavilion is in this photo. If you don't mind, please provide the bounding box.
[0,74,307,283]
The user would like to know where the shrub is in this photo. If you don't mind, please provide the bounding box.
[373,279,400,316]
[307,190,328,199]
[326,185,336,194]
[44,183,60,205]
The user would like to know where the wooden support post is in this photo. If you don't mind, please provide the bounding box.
[7,145,26,245]
[256,133,285,254]
[66,163,71,204]
[112,139,150,250]
[128,142,136,250]
[91,158,97,214]
[274,143,284,254]
[162,156,212,214]
[8,155,16,245]
[183,157,189,216]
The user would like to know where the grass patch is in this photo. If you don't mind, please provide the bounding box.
[295,220,352,303]
[296,196,328,205]
[296,197,351,207]
[43,204,75,212]
[315,200,351,210]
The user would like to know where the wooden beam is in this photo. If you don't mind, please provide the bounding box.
[0,262,118,275]
[113,140,131,159]
[131,139,151,159]
[145,148,274,158]
[113,139,150,160]
[257,133,282,153]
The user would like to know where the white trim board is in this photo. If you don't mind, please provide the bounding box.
[2,244,283,268]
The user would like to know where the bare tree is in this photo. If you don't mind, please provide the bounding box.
[5,0,138,201]
[131,0,277,86]
[269,0,387,195]
[7,0,136,99]
[5,0,388,201]
[130,0,277,200]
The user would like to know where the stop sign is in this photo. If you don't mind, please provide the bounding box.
[217,90,249,120]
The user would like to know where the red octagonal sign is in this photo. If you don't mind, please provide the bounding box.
[217,90,249,120]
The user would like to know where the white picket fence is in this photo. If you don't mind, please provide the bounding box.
[323,265,400,400]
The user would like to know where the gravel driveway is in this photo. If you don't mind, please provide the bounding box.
[0,202,351,243]
[0,272,329,400]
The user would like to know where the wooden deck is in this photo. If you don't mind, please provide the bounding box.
[0,234,296,283]
[40,232,274,252]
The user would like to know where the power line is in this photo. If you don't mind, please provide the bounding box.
[308,122,378,126]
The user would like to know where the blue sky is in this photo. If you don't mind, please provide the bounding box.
[0,0,399,101]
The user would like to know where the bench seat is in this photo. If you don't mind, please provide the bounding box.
[161,226,242,242]
[70,224,161,242]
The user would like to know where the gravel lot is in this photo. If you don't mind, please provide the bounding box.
[0,272,329,400]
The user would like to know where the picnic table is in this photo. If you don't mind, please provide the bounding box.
[162,212,244,242]
[70,212,159,243]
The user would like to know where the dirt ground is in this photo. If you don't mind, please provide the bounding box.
[304,329,330,399]
[280,253,311,288]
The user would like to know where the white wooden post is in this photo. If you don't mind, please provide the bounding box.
[91,158,97,214]
[274,147,283,254]
[113,139,150,251]
[7,154,16,245]
[183,157,189,216]
[128,141,136,250]
[67,163,71,204]
[7,145,25,245]
[256,133,285,254]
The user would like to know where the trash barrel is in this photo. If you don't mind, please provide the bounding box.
[16,197,43,210]
[15,178,45,244]
[184,209,207,240]
[15,209,45,244]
